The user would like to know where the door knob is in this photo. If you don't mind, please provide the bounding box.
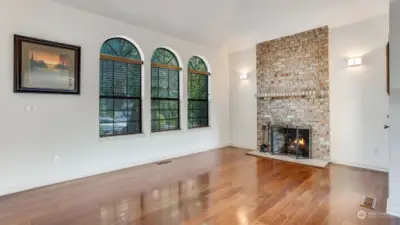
[384,125,390,129]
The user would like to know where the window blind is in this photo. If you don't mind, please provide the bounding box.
[151,48,180,132]
[188,56,209,129]
[99,38,142,137]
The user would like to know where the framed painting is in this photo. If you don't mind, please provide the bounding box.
[14,35,81,94]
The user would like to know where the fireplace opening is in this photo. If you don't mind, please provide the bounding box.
[270,125,311,158]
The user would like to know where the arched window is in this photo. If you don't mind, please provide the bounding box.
[188,56,210,128]
[151,48,180,132]
[99,38,142,137]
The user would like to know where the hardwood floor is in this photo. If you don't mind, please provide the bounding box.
[0,147,398,225]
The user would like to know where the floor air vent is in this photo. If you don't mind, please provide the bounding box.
[155,160,172,165]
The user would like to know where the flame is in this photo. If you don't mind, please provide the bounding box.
[294,138,305,146]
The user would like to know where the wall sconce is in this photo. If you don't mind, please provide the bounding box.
[347,57,362,67]
[240,74,248,80]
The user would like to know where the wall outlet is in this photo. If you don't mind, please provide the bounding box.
[25,106,38,113]
[53,156,60,164]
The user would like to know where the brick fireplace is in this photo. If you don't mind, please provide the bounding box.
[256,26,330,160]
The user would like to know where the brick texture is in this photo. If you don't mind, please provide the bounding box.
[256,26,330,159]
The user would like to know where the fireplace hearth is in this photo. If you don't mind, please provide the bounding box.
[269,125,312,159]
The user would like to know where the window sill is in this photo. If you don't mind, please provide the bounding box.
[149,129,183,136]
[99,132,146,141]
[187,126,212,131]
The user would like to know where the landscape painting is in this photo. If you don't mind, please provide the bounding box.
[14,35,81,94]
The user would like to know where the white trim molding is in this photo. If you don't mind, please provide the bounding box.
[329,160,389,172]
[229,144,257,151]
[387,198,400,218]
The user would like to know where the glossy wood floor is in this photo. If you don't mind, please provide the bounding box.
[0,147,398,225]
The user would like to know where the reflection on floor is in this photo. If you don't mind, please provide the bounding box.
[0,147,397,225]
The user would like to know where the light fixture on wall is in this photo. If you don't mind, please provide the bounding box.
[347,57,362,67]
[240,74,248,80]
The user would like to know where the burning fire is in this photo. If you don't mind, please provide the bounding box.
[294,138,305,146]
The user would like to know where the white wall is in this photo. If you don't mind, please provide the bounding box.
[0,0,230,196]
[228,47,257,150]
[330,15,390,171]
[387,0,400,218]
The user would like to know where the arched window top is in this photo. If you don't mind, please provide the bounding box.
[151,48,179,67]
[188,56,208,72]
[101,38,141,60]
[188,56,210,76]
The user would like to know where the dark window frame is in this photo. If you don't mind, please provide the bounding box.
[151,48,181,132]
[99,38,143,138]
[188,56,210,129]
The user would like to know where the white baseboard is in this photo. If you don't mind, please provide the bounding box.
[229,143,257,151]
[330,160,388,172]
[387,198,400,218]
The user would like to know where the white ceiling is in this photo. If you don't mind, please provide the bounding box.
[54,0,389,53]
